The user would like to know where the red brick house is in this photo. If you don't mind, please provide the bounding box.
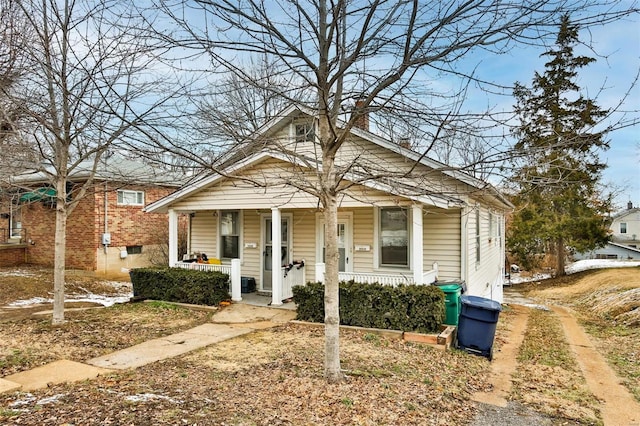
[1,157,186,275]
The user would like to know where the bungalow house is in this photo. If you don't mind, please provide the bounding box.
[146,106,513,304]
[2,156,185,274]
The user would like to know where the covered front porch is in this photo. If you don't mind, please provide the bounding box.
[167,204,446,306]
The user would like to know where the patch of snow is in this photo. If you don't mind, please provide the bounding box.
[9,394,36,408]
[507,272,552,285]
[9,393,66,407]
[7,297,51,307]
[8,292,133,308]
[0,269,38,277]
[125,393,183,404]
[505,259,640,286]
[36,394,66,405]
[565,259,640,274]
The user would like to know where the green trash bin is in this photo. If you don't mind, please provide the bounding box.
[439,284,462,326]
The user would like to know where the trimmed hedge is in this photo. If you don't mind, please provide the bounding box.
[129,267,230,306]
[293,281,446,333]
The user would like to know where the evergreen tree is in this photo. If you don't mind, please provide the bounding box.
[507,15,611,275]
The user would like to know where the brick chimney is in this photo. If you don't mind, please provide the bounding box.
[628,201,634,210]
[352,98,369,132]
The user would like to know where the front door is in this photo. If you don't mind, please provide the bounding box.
[318,217,352,273]
[262,217,290,291]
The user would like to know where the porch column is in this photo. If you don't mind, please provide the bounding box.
[231,258,242,302]
[168,208,178,267]
[412,204,424,284]
[271,207,283,306]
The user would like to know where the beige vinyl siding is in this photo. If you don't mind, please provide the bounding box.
[337,137,465,197]
[466,205,504,299]
[190,213,217,257]
[423,208,461,281]
[171,157,418,212]
[290,209,317,283]
[351,208,375,273]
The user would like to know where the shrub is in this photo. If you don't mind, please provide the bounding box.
[130,267,230,306]
[293,281,445,333]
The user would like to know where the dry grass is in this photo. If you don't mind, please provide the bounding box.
[511,308,602,425]
[518,267,640,404]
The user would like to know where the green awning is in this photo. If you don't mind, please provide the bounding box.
[19,188,57,203]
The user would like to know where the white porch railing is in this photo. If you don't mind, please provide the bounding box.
[316,262,439,287]
[174,261,232,276]
[423,262,439,285]
[282,265,305,300]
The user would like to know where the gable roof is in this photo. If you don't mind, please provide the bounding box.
[612,207,640,221]
[146,106,513,213]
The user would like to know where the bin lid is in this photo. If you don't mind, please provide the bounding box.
[438,284,461,293]
[435,280,467,294]
[460,295,502,311]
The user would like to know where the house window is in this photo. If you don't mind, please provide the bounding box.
[126,245,143,255]
[117,190,144,206]
[295,123,315,142]
[220,211,240,258]
[475,209,481,263]
[379,207,409,266]
[620,223,627,234]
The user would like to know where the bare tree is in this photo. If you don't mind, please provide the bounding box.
[3,0,180,325]
[195,54,313,143]
[152,0,637,382]
[0,0,37,178]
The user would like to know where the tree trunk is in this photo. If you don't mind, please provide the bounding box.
[323,192,343,382]
[555,236,566,277]
[52,181,67,325]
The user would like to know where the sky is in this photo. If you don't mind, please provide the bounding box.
[461,11,640,211]
[159,2,639,211]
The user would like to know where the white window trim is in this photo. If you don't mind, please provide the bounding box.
[117,189,144,206]
[374,206,412,270]
[291,119,316,143]
[620,222,627,234]
[218,210,243,259]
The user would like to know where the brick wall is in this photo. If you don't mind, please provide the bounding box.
[0,245,27,266]
[21,183,175,272]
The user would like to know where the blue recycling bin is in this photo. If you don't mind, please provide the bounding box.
[456,295,502,360]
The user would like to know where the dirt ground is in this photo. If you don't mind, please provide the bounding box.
[0,266,638,425]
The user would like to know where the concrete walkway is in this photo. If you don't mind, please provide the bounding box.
[0,302,297,394]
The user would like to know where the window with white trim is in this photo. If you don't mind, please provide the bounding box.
[117,190,144,206]
[295,123,315,142]
[620,222,627,234]
[379,207,409,267]
[220,211,240,258]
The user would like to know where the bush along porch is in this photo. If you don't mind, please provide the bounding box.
[293,281,446,334]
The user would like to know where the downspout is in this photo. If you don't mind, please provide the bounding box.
[104,181,109,275]
[460,205,468,285]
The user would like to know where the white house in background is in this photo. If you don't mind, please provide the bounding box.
[575,202,640,261]
[145,106,512,305]
[610,202,640,249]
